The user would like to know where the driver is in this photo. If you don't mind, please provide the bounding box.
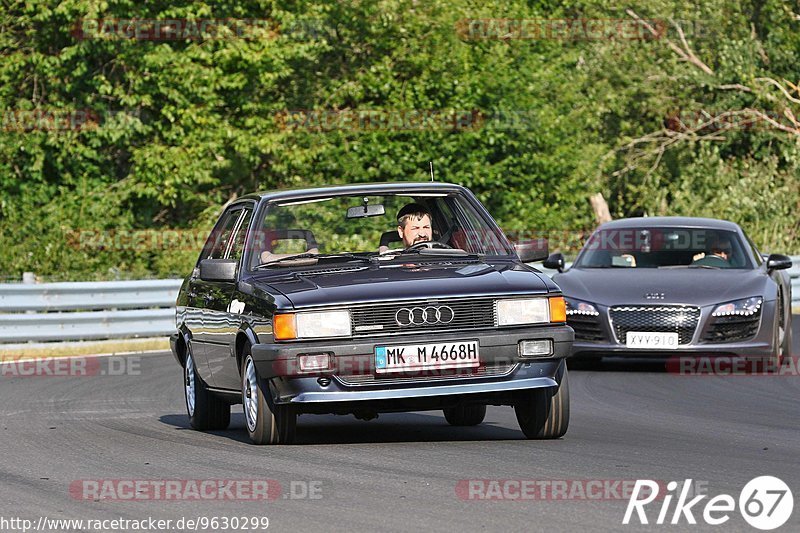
[692,236,733,267]
[396,203,432,248]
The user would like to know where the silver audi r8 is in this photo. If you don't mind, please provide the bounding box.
[543,217,792,364]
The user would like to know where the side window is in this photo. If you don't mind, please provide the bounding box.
[227,208,253,263]
[199,209,242,261]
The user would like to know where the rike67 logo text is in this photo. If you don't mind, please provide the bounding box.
[624,476,793,530]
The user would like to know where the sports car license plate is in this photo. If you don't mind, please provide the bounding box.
[375,340,479,373]
[626,331,679,349]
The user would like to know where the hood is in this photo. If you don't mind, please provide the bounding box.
[252,261,553,308]
[552,267,770,308]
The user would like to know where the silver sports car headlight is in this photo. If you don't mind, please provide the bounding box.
[564,297,600,317]
[711,297,762,317]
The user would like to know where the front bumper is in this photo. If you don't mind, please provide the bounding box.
[569,300,778,360]
[250,326,572,405]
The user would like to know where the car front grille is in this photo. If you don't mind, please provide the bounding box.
[350,297,496,337]
[609,305,701,345]
[334,362,517,387]
[703,313,762,343]
[567,314,606,342]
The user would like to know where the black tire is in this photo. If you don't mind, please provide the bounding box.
[184,346,230,431]
[513,363,569,439]
[242,353,296,445]
[777,303,792,368]
[443,404,487,426]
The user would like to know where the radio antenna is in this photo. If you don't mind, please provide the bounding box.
[429,161,435,182]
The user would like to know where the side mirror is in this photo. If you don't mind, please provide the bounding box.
[766,254,792,271]
[514,238,548,263]
[543,252,565,273]
[199,258,237,282]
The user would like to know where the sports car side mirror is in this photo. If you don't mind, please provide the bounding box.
[543,252,565,273]
[514,238,548,263]
[766,254,792,271]
[199,258,237,282]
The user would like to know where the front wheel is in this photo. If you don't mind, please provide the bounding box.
[242,354,296,445]
[513,364,569,439]
[184,346,230,430]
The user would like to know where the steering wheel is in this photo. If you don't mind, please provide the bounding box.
[402,241,452,252]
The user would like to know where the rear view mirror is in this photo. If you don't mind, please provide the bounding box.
[347,204,385,219]
[199,259,237,282]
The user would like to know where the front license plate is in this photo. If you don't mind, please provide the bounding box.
[626,331,679,349]
[375,340,480,373]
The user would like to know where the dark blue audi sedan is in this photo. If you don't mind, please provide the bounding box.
[171,182,573,444]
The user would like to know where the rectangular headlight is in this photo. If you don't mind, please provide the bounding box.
[297,310,351,338]
[274,310,352,340]
[496,298,550,326]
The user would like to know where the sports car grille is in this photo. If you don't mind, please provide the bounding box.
[703,313,761,343]
[335,362,517,386]
[609,306,700,345]
[350,298,495,337]
[567,314,606,342]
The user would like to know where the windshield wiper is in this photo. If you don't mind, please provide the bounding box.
[254,252,371,269]
[687,264,721,269]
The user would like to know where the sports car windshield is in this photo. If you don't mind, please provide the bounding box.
[574,228,754,269]
[248,192,514,269]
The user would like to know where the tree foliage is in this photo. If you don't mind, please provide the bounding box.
[0,0,798,280]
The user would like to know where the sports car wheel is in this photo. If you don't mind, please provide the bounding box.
[443,404,486,426]
[774,293,791,368]
[242,353,296,445]
[514,363,569,439]
[184,346,230,430]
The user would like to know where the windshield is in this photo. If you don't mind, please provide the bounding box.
[247,192,514,269]
[573,227,753,269]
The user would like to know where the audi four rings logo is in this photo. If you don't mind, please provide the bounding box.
[395,306,455,326]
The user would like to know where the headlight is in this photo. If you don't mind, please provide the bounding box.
[496,297,565,326]
[565,297,600,317]
[273,310,352,340]
[711,297,762,318]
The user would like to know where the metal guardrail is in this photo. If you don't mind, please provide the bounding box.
[0,279,182,343]
[1,254,798,344]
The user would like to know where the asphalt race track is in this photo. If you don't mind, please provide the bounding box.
[1,322,799,532]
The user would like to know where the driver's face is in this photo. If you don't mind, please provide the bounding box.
[398,214,432,248]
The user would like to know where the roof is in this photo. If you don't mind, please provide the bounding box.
[597,216,742,232]
[239,182,468,203]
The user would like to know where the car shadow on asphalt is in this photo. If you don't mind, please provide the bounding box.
[159,411,527,445]
[568,358,669,373]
